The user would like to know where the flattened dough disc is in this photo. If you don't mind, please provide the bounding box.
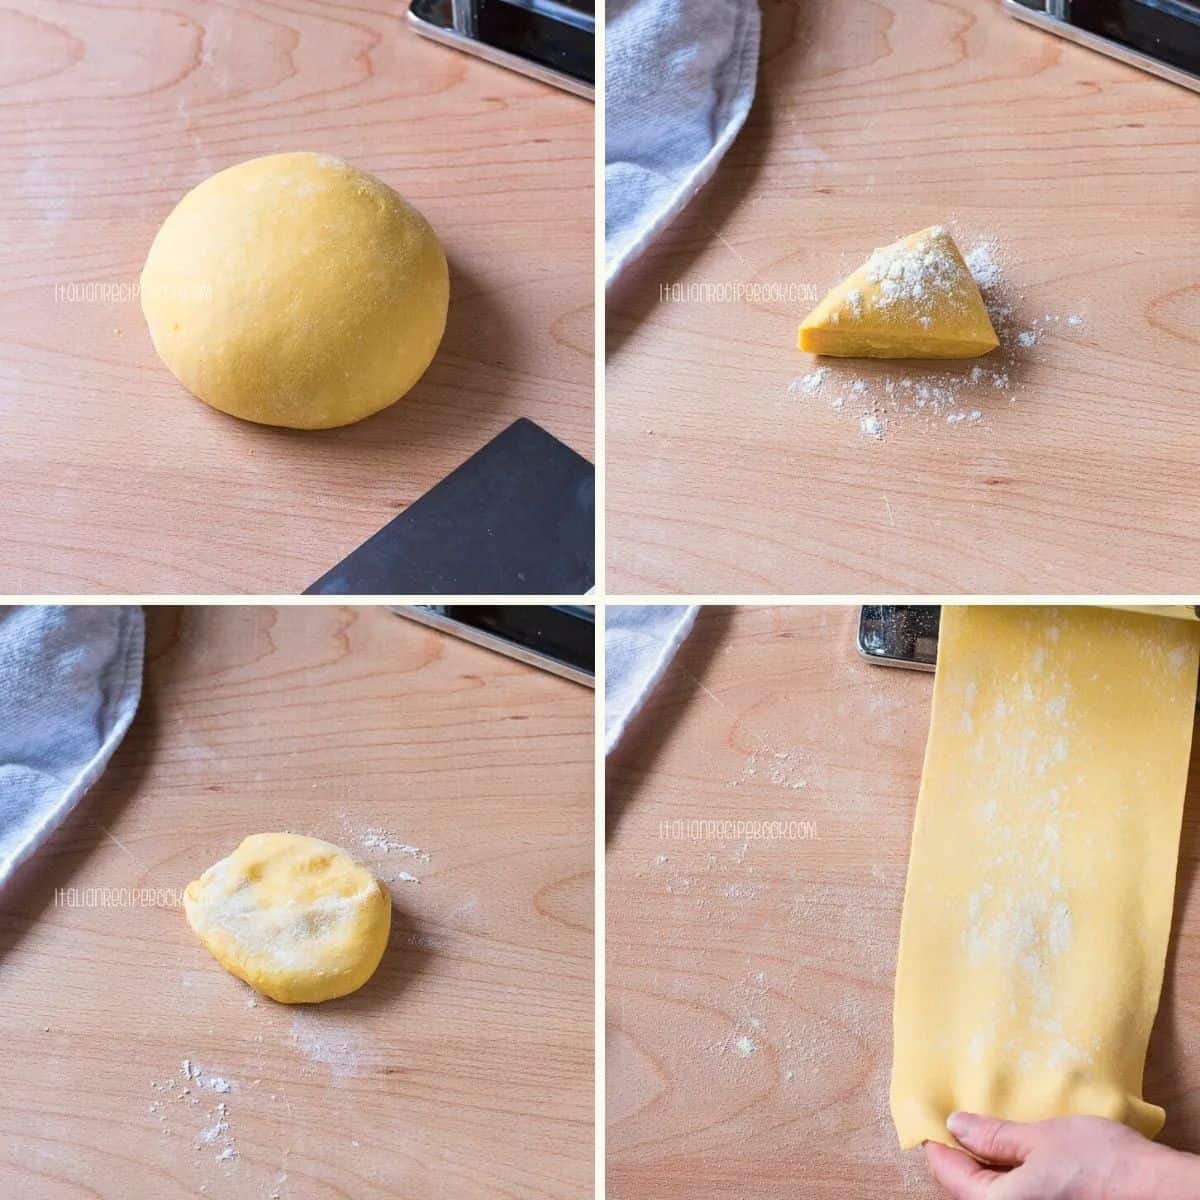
[185,833,392,1004]
[891,606,1200,1149]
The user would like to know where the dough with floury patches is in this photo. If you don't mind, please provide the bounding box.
[891,606,1200,1149]
[185,833,392,1004]
[141,152,449,429]
[798,226,998,359]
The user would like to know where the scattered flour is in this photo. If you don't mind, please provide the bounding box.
[789,232,1088,442]
[788,367,829,396]
[735,745,809,791]
[732,1035,757,1058]
[198,1113,228,1144]
[175,1061,232,1094]
[725,881,767,901]
[149,1062,240,1166]
[340,817,431,885]
[360,831,429,862]
[290,1010,365,1079]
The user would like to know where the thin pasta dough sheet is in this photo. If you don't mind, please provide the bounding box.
[891,605,1200,1150]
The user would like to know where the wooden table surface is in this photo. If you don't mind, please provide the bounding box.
[606,605,1200,1200]
[0,605,593,1199]
[1,2,593,594]
[606,0,1200,594]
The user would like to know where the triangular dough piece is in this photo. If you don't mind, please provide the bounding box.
[797,226,999,358]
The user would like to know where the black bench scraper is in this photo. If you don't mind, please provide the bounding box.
[304,419,594,595]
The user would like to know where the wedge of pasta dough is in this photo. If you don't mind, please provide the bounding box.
[797,226,999,359]
[892,606,1200,1149]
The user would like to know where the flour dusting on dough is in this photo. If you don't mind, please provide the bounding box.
[897,606,1200,1149]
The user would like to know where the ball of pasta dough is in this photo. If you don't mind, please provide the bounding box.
[184,833,392,1004]
[141,152,449,429]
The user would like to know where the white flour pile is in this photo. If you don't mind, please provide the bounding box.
[788,234,1088,441]
[964,240,1002,290]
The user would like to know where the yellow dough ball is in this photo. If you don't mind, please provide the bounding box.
[184,833,392,1004]
[141,152,449,429]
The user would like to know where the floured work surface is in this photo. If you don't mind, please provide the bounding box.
[892,605,1200,1149]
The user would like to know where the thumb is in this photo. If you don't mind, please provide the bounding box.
[926,1142,1006,1200]
[947,1112,1035,1165]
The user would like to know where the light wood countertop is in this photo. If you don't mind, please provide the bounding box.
[606,605,1200,1199]
[606,0,1200,593]
[0,605,593,1199]
[0,2,593,594]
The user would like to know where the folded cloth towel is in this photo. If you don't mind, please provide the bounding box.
[0,606,144,889]
[605,0,761,286]
[606,605,698,754]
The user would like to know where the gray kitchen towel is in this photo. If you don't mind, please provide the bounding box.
[606,605,698,754]
[605,0,761,286]
[0,606,144,889]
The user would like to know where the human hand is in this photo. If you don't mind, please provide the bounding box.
[926,1111,1200,1200]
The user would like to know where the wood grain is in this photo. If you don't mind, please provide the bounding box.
[606,605,1200,1199]
[606,0,1200,593]
[0,605,593,1199]
[0,1,593,594]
